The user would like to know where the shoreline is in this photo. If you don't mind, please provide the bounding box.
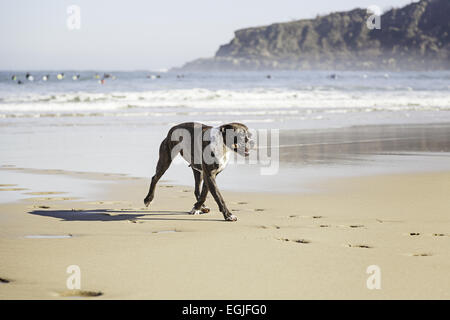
[1,122,450,197]
[0,168,449,299]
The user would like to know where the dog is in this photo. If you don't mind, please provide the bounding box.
[144,122,254,221]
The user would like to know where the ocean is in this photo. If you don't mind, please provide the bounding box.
[1,70,449,128]
[1,70,450,201]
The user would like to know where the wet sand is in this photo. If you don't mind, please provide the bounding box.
[278,123,450,165]
[2,123,450,196]
[0,168,449,299]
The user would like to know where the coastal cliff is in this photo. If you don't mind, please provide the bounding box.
[176,0,449,71]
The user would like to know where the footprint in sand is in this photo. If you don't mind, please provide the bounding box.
[30,205,51,209]
[288,215,323,219]
[346,244,372,249]
[257,225,280,230]
[319,224,331,228]
[127,219,143,224]
[277,238,310,244]
[152,230,178,234]
[236,202,248,205]
[431,233,446,237]
[0,184,18,187]
[0,277,11,284]
[408,232,421,236]
[337,224,364,229]
[254,208,265,212]
[293,239,310,244]
[349,225,365,228]
[59,290,103,297]
[296,215,324,219]
[407,253,433,257]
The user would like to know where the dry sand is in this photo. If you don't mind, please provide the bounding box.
[0,169,449,299]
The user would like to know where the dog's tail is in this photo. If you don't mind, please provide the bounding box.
[159,136,173,162]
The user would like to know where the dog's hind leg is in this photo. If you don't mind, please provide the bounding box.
[144,138,172,207]
[190,179,209,215]
[190,169,210,214]
[192,168,202,201]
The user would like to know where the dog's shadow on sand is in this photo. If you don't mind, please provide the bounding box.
[29,209,223,222]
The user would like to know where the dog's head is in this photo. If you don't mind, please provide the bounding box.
[220,123,255,157]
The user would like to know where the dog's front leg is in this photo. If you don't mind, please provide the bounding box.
[203,173,237,222]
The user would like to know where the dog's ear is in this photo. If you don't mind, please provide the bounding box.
[220,124,235,133]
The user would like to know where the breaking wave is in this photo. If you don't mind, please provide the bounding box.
[1,88,449,118]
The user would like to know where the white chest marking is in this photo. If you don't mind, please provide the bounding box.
[210,127,230,173]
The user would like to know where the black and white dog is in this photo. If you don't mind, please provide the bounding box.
[144,122,254,221]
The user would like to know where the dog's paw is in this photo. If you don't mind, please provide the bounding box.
[144,195,153,207]
[189,208,202,215]
[201,206,210,214]
[225,214,238,222]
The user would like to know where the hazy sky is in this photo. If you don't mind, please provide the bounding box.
[0,0,415,71]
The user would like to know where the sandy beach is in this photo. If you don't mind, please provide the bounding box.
[2,0,450,304]
[1,166,449,299]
